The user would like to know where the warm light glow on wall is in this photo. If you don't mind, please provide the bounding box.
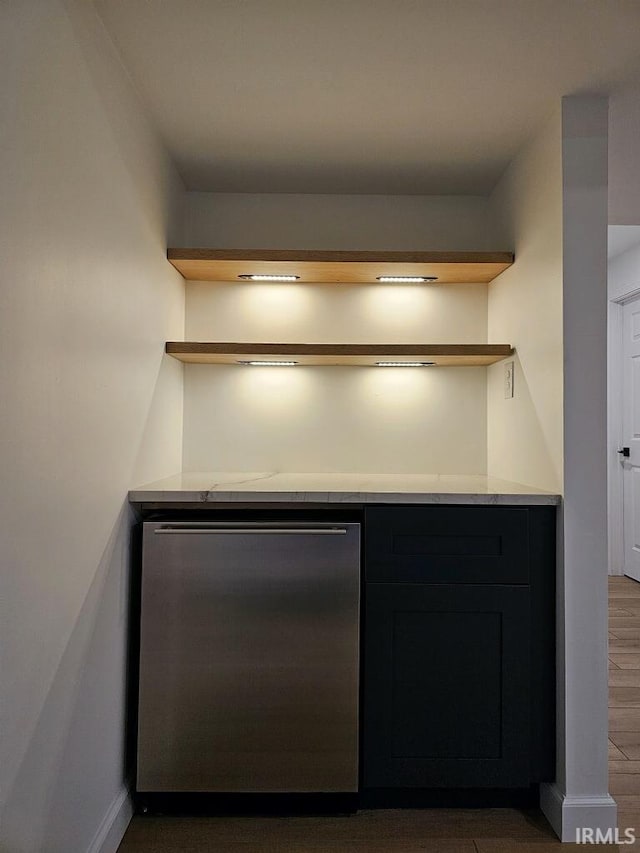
[357,365,434,422]
[236,364,312,419]
[362,284,436,331]
[236,283,313,334]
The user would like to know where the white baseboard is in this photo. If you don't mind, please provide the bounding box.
[541,783,618,842]
[87,783,133,853]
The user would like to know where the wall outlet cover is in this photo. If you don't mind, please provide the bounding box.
[504,361,515,399]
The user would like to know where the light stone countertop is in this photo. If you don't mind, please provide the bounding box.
[129,472,560,505]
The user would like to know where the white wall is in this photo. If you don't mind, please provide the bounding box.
[185,191,507,251]
[0,2,185,851]
[183,363,488,475]
[486,109,563,493]
[609,86,640,226]
[182,281,488,474]
[540,96,615,841]
[609,238,640,301]
[182,191,499,475]
[485,97,614,841]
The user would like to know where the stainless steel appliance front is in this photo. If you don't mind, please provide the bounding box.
[137,521,360,792]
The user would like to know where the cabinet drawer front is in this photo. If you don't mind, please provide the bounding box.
[365,506,530,584]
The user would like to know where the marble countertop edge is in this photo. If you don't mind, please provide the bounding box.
[128,472,561,506]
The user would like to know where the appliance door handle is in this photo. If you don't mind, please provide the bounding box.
[153,527,348,535]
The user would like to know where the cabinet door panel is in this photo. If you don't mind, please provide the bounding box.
[365,506,530,584]
[363,583,531,788]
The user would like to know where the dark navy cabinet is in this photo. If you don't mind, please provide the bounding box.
[362,505,555,792]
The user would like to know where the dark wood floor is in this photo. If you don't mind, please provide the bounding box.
[609,574,640,840]
[117,809,579,852]
[117,577,640,852]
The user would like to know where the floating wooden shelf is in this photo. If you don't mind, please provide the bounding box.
[167,249,513,284]
[166,342,514,367]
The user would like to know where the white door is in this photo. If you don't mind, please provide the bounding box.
[622,296,640,581]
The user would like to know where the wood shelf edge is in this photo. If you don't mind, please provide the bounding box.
[166,249,514,284]
[168,248,514,264]
[165,342,515,367]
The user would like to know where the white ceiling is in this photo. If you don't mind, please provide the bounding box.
[95,0,640,195]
